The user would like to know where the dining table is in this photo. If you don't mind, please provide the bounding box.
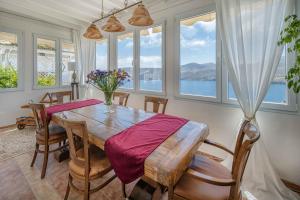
[51,101,209,200]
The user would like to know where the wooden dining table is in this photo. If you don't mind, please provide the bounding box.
[51,102,209,200]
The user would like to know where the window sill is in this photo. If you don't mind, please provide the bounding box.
[0,88,24,93]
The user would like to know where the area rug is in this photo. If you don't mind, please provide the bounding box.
[0,127,35,161]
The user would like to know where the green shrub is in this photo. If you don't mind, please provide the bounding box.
[0,65,18,89]
[37,73,56,87]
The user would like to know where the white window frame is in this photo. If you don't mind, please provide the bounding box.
[60,39,76,87]
[95,35,110,71]
[222,45,298,112]
[33,34,60,89]
[33,34,76,89]
[0,27,24,93]
[174,5,222,103]
[135,21,166,95]
[114,30,137,92]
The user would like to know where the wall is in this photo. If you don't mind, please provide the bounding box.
[89,0,300,185]
[0,12,73,126]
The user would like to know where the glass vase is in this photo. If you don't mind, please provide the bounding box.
[103,91,114,113]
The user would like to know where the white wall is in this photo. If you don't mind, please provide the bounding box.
[0,12,73,125]
[0,0,299,186]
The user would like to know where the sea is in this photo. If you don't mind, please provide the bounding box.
[121,80,287,104]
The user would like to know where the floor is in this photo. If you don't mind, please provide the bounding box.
[0,127,140,200]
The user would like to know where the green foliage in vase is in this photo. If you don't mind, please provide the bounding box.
[278,15,300,93]
[0,65,18,89]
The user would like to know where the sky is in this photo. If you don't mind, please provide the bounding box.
[95,17,216,70]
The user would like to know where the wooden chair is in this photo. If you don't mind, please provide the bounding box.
[113,92,130,106]
[58,118,117,200]
[173,120,260,200]
[29,103,67,179]
[144,96,168,114]
[50,91,72,104]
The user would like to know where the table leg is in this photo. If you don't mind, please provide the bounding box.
[168,185,174,200]
[76,84,79,99]
[71,84,74,100]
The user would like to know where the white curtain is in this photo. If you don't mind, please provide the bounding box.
[80,35,96,98]
[72,29,82,83]
[216,0,299,199]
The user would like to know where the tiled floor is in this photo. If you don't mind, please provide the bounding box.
[0,148,141,200]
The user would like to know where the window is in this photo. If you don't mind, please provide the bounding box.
[61,42,75,85]
[35,37,57,87]
[0,31,21,90]
[117,32,134,89]
[139,25,163,92]
[178,12,217,98]
[227,47,291,106]
[96,38,108,71]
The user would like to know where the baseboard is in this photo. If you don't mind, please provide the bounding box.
[282,179,300,194]
[0,124,16,130]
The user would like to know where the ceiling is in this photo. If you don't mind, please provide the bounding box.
[0,0,160,29]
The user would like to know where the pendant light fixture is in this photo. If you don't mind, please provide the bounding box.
[83,23,103,40]
[83,1,154,39]
[102,15,125,32]
[128,3,153,26]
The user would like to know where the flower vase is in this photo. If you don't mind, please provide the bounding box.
[104,91,114,113]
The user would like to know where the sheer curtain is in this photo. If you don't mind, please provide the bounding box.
[80,36,96,98]
[72,29,82,83]
[216,0,299,199]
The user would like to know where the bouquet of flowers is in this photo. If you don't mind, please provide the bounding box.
[86,69,129,105]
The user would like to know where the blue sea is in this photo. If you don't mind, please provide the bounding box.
[121,80,287,103]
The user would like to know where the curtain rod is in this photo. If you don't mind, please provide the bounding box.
[92,1,142,24]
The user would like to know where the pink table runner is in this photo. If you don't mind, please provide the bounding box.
[46,99,102,119]
[104,113,189,184]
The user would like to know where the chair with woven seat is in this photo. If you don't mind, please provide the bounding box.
[144,96,168,114]
[58,118,116,200]
[29,103,67,179]
[173,120,260,200]
[113,92,130,106]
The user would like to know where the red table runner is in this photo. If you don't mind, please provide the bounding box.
[104,113,189,184]
[46,99,102,119]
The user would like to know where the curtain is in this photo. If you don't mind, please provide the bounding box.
[216,0,299,199]
[80,35,96,98]
[72,29,82,83]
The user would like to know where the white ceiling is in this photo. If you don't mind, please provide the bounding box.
[0,0,161,29]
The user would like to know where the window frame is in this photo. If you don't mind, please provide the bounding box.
[221,44,298,112]
[0,27,24,93]
[174,5,222,103]
[33,34,60,89]
[95,36,110,71]
[135,21,166,95]
[114,30,137,92]
[60,39,76,87]
[33,34,76,89]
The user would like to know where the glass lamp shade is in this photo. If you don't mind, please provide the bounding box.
[128,4,153,26]
[102,16,125,32]
[83,24,103,40]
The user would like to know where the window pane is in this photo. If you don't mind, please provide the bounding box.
[117,32,134,89]
[228,49,287,104]
[62,42,75,85]
[96,39,108,71]
[0,32,18,89]
[37,38,56,87]
[179,12,216,97]
[140,25,162,92]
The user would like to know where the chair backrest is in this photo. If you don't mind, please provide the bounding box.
[50,91,72,104]
[29,103,49,142]
[144,96,168,114]
[113,92,130,106]
[230,120,260,199]
[58,118,90,178]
